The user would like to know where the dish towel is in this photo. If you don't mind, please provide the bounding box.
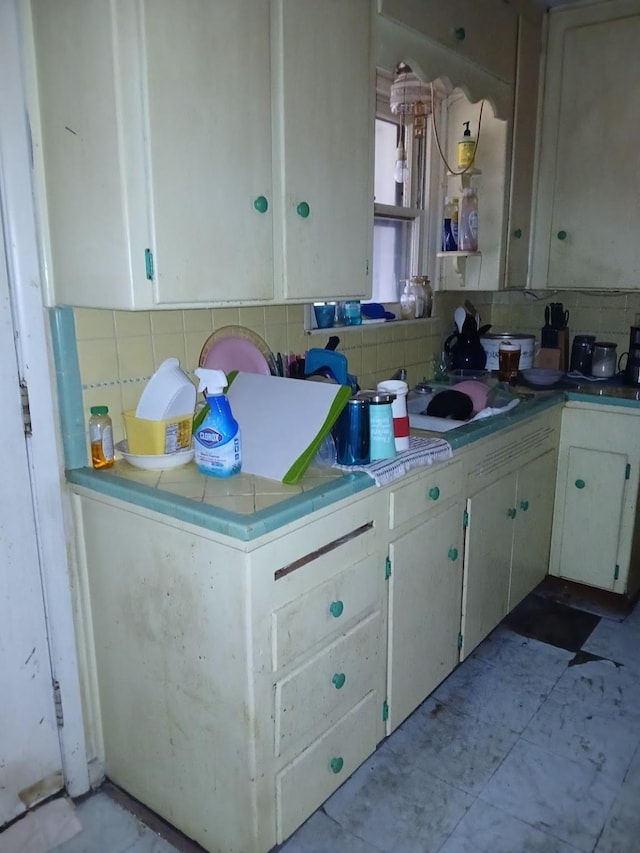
[334,435,453,486]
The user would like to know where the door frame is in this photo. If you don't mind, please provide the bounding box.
[1,0,89,797]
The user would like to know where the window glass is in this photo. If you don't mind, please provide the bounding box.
[374,118,398,206]
[373,215,413,302]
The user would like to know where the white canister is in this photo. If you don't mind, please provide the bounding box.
[480,333,536,371]
[377,380,409,452]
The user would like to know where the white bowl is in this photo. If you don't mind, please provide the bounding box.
[520,368,564,387]
[116,440,194,470]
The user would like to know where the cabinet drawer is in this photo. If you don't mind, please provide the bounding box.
[272,552,380,671]
[274,613,380,756]
[389,460,462,529]
[276,691,378,844]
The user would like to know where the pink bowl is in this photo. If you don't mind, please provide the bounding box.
[449,380,489,415]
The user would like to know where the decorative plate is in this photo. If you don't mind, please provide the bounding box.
[199,325,277,376]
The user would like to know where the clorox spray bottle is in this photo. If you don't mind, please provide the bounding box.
[193,368,241,477]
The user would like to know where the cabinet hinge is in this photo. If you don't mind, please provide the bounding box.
[625,463,631,480]
[366,259,370,277]
[144,248,154,280]
[463,509,469,528]
[52,679,64,728]
[457,632,463,650]
[614,564,620,581]
[385,556,392,579]
[382,700,389,722]
[20,380,32,437]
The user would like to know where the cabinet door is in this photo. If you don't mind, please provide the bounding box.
[554,446,627,591]
[532,1,640,289]
[461,472,516,658]
[144,0,274,304]
[387,502,463,733]
[505,15,541,289]
[273,0,373,300]
[509,449,555,610]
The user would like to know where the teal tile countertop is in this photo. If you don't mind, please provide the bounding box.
[66,391,571,542]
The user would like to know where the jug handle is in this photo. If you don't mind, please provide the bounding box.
[444,332,458,354]
[618,351,628,373]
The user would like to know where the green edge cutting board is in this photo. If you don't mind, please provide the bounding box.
[225,372,351,484]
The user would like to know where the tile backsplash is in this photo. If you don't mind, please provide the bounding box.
[63,288,640,463]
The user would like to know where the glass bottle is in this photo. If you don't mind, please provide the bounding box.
[89,405,115,469]
[458,187,479,252]
[442,197,458,251]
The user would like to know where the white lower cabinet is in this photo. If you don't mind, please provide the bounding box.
[71,487,388,853]
[461,409,561,658]
[386,461,465,733]
[550,403,640,597]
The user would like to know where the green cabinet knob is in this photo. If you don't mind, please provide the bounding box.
[253,195,268,213]
[575,479,586,489]
[454,26,466,40]
[330,756,344,774]
[448,547,458,561]
[507,507,517,519]
[332,672,346,689]
[428,486,440,501]
[296,201,310,218]
[329,600,344,618]
[557,230,567,240]
[520,500,529,511]
[513,228,522,239]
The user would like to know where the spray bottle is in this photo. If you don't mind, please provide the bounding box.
[193,368,242,477]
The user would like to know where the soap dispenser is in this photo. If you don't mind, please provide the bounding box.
[457,121,476,169]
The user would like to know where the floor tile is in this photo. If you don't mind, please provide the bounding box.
[385,695,519,796]
[322,743,474,852]
[439,799,581,853]
[503,594,600,652]
[582,614,640,680]
[550,656,640,716]
[521,679,640,783]
[472,625,573,690]
[594,782,640,853]
[278,810,380,853]
[479,739,620,852]
[52,793,152,853]
[431,655,549,734]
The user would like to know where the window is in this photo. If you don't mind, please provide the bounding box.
[372,68,432,306]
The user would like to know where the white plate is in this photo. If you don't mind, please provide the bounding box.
[116,440,194,470]
[520,368,564,386]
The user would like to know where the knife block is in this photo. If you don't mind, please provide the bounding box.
[556,328,570,371]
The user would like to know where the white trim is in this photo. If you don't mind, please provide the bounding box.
[1,0,89,796]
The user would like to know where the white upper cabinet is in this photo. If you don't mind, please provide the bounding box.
[531,0,640,290]
[28,0,373,309]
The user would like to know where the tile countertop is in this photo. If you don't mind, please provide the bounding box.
[66,387,640,542]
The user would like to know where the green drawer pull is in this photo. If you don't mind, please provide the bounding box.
[330,756,344,774]
[296,201,310,218]
[520,500,529,511]
[253,195,268,213]
[329,600,344,618]
[507,507,517,519]
[454,26,466,40]
[332,672,346,689]
[575,479,585,489]
[448,547,458,561]
[557,230,567,240]
[513,228,522,239]
[428,486,440,501]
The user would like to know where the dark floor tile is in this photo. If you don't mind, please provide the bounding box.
[504,593,600,652]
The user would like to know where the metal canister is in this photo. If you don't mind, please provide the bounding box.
[333,394,371,465]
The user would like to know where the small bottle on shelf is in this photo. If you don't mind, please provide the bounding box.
[89,405,115,469]
[458,187,479,252]
[441,197,458,252]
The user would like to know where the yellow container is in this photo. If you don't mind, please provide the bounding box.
[123,410,193,455]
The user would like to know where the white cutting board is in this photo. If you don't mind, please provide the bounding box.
[226,373,350,483]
